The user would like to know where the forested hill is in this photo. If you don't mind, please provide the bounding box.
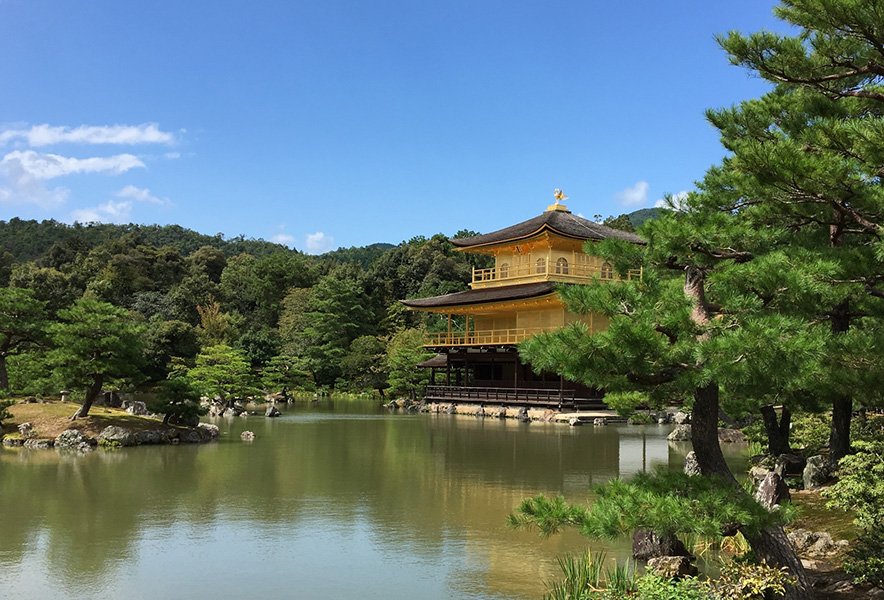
[0,218,301,262]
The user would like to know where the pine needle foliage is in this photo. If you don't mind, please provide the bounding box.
[509,469,795,542]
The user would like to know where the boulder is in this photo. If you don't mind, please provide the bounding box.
[197,423,220,439]
[717,428,745,443]
[134,430,170,445]
[647,556,698,579]
[803,455,830,489]
[656,411,671,424]
[569,417,582,427]
[683,451,701,476]
[2,437,23,447]
[749,466,772,485]
[265,405,281,418]
[475,405,485,418]
[23,438,53,449]
[445,403,456,414]
[241,431,256,441]
[755,472,791,510]
[774,453,806,477]
[124,400,149,416]
[178,429,202,444]
[788,529,849,558]
[593,418,607,426]
[17,422,34,438]
[541,409,556,422]
[517,407,530,423]
[667,425,692,442]
[673,411,690,425]
[632,530,692,560]
[98,426,137,447]
[494,406,507,419]
[54,429,96,449]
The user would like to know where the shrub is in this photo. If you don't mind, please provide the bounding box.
[844,525,884,587]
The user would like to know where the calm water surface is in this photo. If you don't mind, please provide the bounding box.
[0,401,743,599]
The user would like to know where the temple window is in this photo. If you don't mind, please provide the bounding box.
[556,257,568,274]
[499,262,509,278]
[535,257,546,274]
[600,262,614,280]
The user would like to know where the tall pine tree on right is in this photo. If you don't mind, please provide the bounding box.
[514,2,884,598]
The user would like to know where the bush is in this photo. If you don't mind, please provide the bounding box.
[845,524,884,587]
[604,391,649,418]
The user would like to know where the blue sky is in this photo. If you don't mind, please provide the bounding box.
[0,1,787,253]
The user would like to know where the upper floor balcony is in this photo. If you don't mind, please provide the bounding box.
[471,261,642,289]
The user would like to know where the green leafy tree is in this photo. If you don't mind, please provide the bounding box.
[713,0,884,467]
[149,374,206,426]
[0,288,48,390]
[340,335,389,395]
[286,268,375,386]
[386,328,432,398]
[261,354,313,395]
[141,318,200,381]
[601,214,636,233]
[47,298,146,419]
[519,203,821,597]
[187,344,259,407]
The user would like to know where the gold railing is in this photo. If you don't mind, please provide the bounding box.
[425,327,551,347]
[471,263,641,286]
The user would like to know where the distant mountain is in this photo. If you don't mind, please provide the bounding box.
[0,218,299,262]
[318,243,395,269]
[628,207,668,229]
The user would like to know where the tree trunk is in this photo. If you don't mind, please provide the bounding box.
[828,299,853,469]
[743,527,813,599]
[829,394,852,469]
[71,376,103,420]
[0,356,8,391]
[760,404,792,456]
[691,383,811,599]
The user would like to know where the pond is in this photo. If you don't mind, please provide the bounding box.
[0,401,746,599]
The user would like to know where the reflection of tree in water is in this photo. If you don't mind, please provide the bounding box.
[0,405,684,597]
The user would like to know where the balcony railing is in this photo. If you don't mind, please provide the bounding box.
[425,327,550,347]
[471,263,641,287]
[425,385,577,407]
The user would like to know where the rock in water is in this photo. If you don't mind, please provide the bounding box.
[517,407,530,423]
[683,451,701,476]
[673,411,690,425]
[241,431,256,441]
[54,429,97,449]
[265,405,281,418]
[593,418,607,426]
[98,426,137,447]
[667,425,692,441]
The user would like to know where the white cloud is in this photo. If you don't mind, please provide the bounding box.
[164,152,181,160]
[655,190,689,209]
[117,184,171,206]
[0,123,176,147]
[305,231,335,254]
[2,150,144,179]
[0,152,70,208]
[272,233,296,246]
[71,200,133,224]
[614,181,650,207]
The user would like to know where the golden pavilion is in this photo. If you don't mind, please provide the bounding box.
[401,194,645,409]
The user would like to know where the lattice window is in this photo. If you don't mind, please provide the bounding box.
[556,257,568,274]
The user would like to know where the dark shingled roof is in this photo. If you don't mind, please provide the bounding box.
[401,282,556,309]
[451,208,645,248]
[416,354,448,368]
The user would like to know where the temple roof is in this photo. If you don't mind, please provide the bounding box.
[416,354,448,368]
[401,282,556,309]
[450,206,645,249]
